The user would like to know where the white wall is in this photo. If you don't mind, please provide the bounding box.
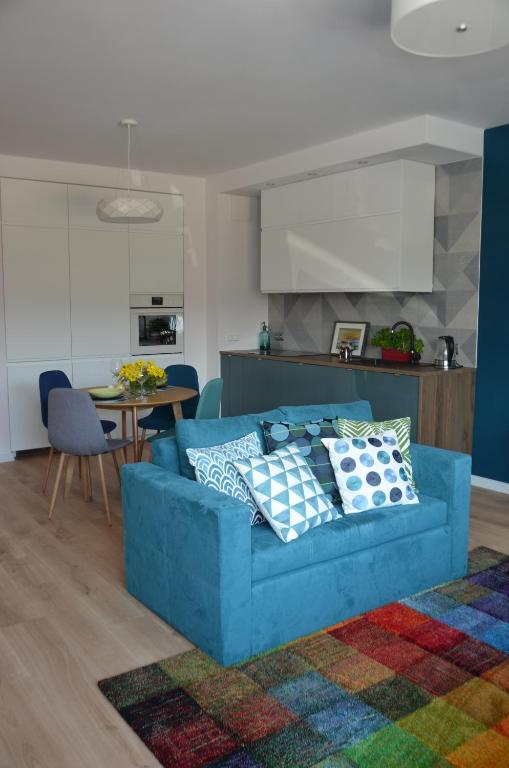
[0,154,207,458]
[205,187,268,377]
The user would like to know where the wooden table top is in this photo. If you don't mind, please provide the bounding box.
[84,386,198,410]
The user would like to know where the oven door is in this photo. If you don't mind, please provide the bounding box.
[130,308,184,356]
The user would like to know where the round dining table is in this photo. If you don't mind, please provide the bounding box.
[87,386,198,461]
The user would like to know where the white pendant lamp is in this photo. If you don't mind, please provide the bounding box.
[97,119,163,224]
[391,0,509,57]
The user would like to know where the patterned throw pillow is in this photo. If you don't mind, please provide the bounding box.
[323,431,419,515]
[186,432,264,525]
[261,419,341,498]
[234,444,339,543]
[336,416,414,489]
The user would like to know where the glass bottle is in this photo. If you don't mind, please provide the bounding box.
[259,321,271,352]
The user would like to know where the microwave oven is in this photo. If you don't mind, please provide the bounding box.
[130,294,184,356]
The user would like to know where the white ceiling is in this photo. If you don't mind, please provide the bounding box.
[0,0,508,177]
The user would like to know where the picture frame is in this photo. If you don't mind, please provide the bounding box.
[330,321,370,357]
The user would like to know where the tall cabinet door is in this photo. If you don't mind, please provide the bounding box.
[69,228,130,357]
[2,225,71,361]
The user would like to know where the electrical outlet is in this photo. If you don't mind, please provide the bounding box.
[226,334,240,343]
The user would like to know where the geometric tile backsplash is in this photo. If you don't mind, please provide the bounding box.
[268,158,482,367]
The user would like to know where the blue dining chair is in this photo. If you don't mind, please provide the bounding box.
[147,377,223,448]
[138,364,200,454]
[39,370,116,493]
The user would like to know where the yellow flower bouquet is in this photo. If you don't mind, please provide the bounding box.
[117,359,167,396]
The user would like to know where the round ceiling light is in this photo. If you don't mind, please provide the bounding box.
[97,119,163,224]
[391,0,509,57]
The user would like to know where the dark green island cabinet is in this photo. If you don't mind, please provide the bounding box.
[220,351,476,454]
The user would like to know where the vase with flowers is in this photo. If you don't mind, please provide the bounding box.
[117,359,167,398]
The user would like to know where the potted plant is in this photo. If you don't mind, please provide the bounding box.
[371,327,424,363]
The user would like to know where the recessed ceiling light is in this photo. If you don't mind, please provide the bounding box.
[307,172,319,177]
[456,23,468,33]
[265,182,276,187]
[357,160,369,166]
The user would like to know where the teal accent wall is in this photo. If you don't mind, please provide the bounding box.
[473,125,509,482]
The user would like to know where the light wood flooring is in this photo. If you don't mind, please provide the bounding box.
[0,452,508,768]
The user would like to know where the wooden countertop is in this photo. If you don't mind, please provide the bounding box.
[220,350,475,378]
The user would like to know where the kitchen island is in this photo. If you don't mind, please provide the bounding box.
[220,350,476,454]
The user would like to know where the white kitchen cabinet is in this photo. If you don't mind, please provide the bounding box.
[7,360,73,451]
[128,192,183,234]
[0,179,68,227]
[261,160,435,293]
[70,228,130,357]
[2,225,71,361]
[129,231,184,294]
[68,185,127,230]
[261,163,402,230]
[261,215,401,293]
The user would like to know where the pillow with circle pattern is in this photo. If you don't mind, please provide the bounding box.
[261,418,341,499]
[322,431,419,515]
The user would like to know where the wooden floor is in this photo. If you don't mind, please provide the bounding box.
[0,453,508,768]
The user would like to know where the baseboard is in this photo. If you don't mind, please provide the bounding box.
[471,475,509,495]
[0,452,15,463]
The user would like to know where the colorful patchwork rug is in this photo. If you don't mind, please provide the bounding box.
[99,547,509,767]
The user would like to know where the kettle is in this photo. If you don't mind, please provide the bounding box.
[434,335,456,369]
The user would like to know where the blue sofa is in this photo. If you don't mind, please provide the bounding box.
[121,400,471,666]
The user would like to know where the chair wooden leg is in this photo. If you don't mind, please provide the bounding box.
[81,457,89,501]
[97,454,112,526]
[64,455,76,498]
[42,446,54,494]
[139,429,146,460]
[122,446,128,465]
[48,452,66,520]
[61,455,69,497]
[85,456,92,500]
[78,456,82,480]
[112,450,120,486]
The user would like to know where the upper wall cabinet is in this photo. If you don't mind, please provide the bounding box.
[68,185,127,230]
[129,232,184,294]
[261,160,435,293]
[2,225,71,361]
[1,179,68,227]
[128,192,184,234]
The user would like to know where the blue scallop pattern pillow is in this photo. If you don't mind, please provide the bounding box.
[186,432,264,525]
[323,431,419,515]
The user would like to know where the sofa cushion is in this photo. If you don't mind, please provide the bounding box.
[235,444,339,543]
[186,432,264,526]
[175,408,285,479]
[323,432,418,514]
[280,400,373,424]
[337,415,415,489]
[251,493,447,582]
[261,418,341,498]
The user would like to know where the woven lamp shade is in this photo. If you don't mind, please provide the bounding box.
[96,196,163,224]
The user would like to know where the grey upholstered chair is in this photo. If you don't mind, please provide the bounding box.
[47,388,131,524]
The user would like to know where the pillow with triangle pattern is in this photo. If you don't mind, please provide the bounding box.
[234,444,340,543]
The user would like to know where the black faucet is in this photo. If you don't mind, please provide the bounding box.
[391,321,421,364]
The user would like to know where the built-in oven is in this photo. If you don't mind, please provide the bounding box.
[130,294,184,356]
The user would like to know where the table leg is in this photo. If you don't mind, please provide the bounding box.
[131,406,139,461]
[172,401,183,421]
[122,410,127,439]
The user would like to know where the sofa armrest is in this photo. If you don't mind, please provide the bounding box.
[121,462,252,665]
[410,443,471,576]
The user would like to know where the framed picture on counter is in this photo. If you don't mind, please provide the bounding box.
[330,321,369,357]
